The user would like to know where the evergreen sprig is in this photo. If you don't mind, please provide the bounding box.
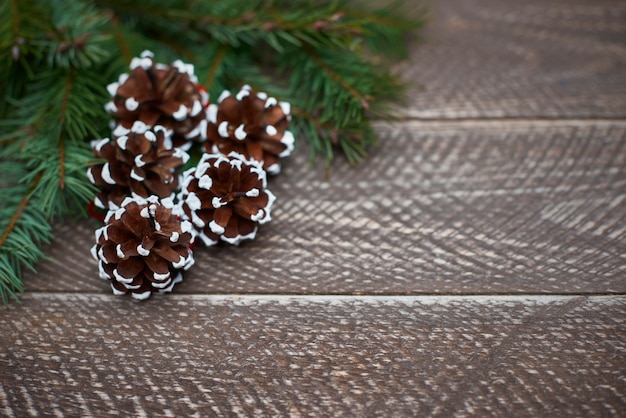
[0,0,423,302]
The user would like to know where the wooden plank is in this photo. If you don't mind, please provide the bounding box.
[1,294,624,416]
[400,0,626,118]
[23,121,626,295]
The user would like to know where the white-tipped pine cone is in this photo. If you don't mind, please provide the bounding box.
[91,196,195,300]
[178,152,276,246]
[87,122,189,210]
[204,85,294,175]
[104,50,209,150]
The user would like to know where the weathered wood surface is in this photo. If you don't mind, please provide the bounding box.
[23,121,626,295]
[400,0,626,119]
[3,0,626,415]
[1,295,624,416]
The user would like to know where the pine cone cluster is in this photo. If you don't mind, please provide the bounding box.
[91,196,195,300]
[89,51,294,300]
[178,152,275,246]
[87,122,189,210]
[105,50,209,150]
[204,85,294,174]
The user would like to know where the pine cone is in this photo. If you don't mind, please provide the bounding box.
[104,50,209,150]
[87,122,189,210]
[91,196,195,300]
[204,85,294,175]
[178,152,276,246]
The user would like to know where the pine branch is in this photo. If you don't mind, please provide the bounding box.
[0,163,51,303]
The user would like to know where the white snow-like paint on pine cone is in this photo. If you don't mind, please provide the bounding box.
[118,73,129,86]
[115,244,125,259]
[265,97,277,108]
[151,277,172,289]
[211,197,224,208]
[101,163,116,185]
[173,104,188,121]
[134,154,146,168]
[153,271,171,281]
[130,169,145,182]
[172,255,186,269]
[191,211,205,228]
[137,244,150,257]
[279,101,291,116]
[173,148,190,164]
[183,255,195,270]
[131,290,152,300]
[130,56,152,70]
[256,92,268,100]
[265,125,278,136]
[181,220,193,234]
[131,120,149,134]
[236,88,250,101]
[94,196,105,209]
[185,192,202,211]
[116,135,129,149]
[123,283,142,290]
[235,124,247,140]
[217,90,231,103]
[221,229,257,246]
[86,167,95,184]
[230,156,247,170]
[280,131,295,157]
[197,174,212,190]
[266,163,281,175]
[143,131,156,142]
[90,244,99,261]
[113,125,130,137]
[209,220,225,235]
[111,283,126,296]
[98,261,110,279]
[207,104,218,123]
[218,121,229,138]
[113,268,134,284]
[170,231,179,242]
[92,138,110,152]
[104,101,117,113]
[125,97,139,111]
[106,82,119,97]
[191,100,203,117]
[197,231,218,246]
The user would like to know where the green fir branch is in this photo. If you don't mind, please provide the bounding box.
[0,164,51,304]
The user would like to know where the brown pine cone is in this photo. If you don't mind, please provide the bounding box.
[104,50,209,150]
[87,122,189,210]
[177,152,276,246]
[204,85,294,175]
[91,196,195,300]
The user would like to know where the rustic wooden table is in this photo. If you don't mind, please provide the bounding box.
[2,0,625,416]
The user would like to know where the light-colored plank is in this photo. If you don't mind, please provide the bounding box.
[23,121,626,295]
[1,294,624,416]
[400,0,626,118]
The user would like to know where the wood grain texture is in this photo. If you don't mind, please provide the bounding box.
[1,294,624,417]
[24,121,626,295]
[399,0,626,118]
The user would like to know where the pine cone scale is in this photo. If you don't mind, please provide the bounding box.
[117,257,144,278]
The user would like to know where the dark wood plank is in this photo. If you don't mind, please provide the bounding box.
[400,0,626,118]
[1,294,623,416]
[24,121,626,295]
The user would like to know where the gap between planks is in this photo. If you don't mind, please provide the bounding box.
[15,292,626,306]
[373,117,626,130]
